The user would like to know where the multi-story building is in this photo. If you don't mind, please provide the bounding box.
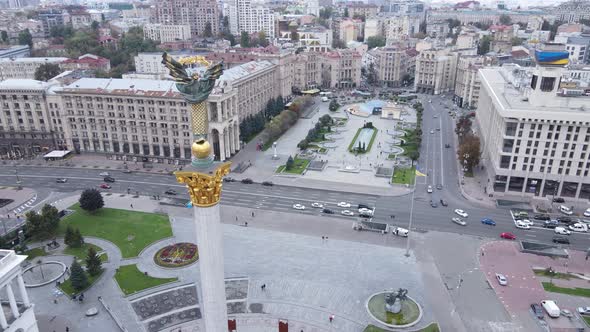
[380,0,425,15]
[227,0,276,39]
[565,36,590,64]
[61,54,112,72]
[454,55,486,108]
[370,45,415,87]
[384,15,421,45]
[427,9,542,26]
[293,52,321,91]
[456,31,479,49]
[0,79,60,157]
[339,2,380,18]
[38,9,66,38]
[426,19,450,38]
[321,49,362,89]
[144,24,192,42]
[552,0,590,23]
[414,46,476,94]
[0,57,68,80]
[489,25,513,54]
[69,10,92,29]
[0,45,29,59]
[334,18,362,44]
[121,5,152,19]
[153,0,219,38]
[364,19,384,41]
[0,250,39,332]
[477,57,590,201]
[278,26,332,52]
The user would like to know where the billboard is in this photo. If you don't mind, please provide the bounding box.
[535,49,569,66]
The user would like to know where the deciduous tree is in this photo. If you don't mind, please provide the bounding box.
[458,135,481,172]
[79,189,104,213]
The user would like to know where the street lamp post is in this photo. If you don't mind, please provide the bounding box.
[405,170,418,257]
[15,166,21,190]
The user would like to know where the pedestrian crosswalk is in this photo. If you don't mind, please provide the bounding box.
[12,193,37,215]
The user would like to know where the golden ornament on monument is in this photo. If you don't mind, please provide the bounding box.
[191,139,211,159]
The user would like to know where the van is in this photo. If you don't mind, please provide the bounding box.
[569,223,588,233]
[559,205,573,215]
[541,300,560,318]
[392,227,409,237]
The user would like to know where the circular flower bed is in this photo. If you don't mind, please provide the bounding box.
[154,243,199,268]
[366,292,422,328]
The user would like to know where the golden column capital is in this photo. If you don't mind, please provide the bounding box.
[175,162,231,207]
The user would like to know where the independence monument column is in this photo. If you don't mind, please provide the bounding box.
[162,53,229,332]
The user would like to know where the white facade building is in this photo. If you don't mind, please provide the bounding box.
[144,24,192,43]
[228,0,276,39]
[0,250,39,332]
[454,55,486,108]
[0,57,68,80]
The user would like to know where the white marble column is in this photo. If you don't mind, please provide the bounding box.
[218,132,226,161]
[224,131,230,159]
[6,283,20,318]
[234,124,240,150]
[0,302,7,329]
[17,275,30,307]
[193,203,227,332]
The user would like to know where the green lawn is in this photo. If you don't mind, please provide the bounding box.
[99,253,109,263]
[58,205,172,258]
[364,323,439,332]
[583,316,590,326]
[114,264,178,296]
[24,247,47,260]
[63,243,102,260]
[534,269,579,280]
[59,269,104,296]
[392,167,416,185]
[276,158,310,174]
[542,282,590,298]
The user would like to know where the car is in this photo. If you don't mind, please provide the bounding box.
[104,176,115,183]
[500,232,516,240]
[496,273,508,285]
[311,202,324,208]
[358,208,373,216]
[452,217,466,226]
[561,309,573,318]
[559,205,574,215]
[261,181,274,186]
[223,177,236,182]
[292,204,305,210]
[433,115,438,118]
[513,211,529,220]
[427,185,433,193]
[543,220,559,229]
[552,197,565,203]
[534,214,551,221]
[569,223,588,232]
[520,219,534,226]
[241,178,254,184]
[99,183,111,189]
[553,236,570,244]
[392,227,409,237]
[164,189,177,195]
[515,220,531,229]
[430,130,434,134]
[557,216,574,224]
[337,202,351,208]
[455,209,468,218]
[440,199,448,207]
[99,172,110,176]
[428,99,432,103]
[341,210,354,216]
[530,303,544,319]
[56,178,67,183]
[430,200,438,208]
[436,128,441,131]
[577,307,590,315]
[482,218,496,226]
[322,208,334,214]
[436,184,443,190]
[358,203,371,209]
[445,144,451,148]
[585,208,590,217]
[554,226,572,235]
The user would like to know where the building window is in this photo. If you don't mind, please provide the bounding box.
[531,75,538,89]
[540,77,555,92]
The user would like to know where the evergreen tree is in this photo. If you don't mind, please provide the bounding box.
[204,22,213,38]
[79,188,104,213]
[344,7,349,17]
[64,226,74,246]
[240,31,250,47]
[71,228,84,248]
[18,29,32,47]
[69,260,88,291]
[85,247,102,276]
[286,156,294,170]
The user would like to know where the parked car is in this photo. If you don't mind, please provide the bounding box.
[261,181,274,186]
[552,236,570,244]
[584,208,590,217]
[557,217,574,225]
[541,300,560,318]
[56,178,67,183]
[559,205,574,215]
[496,273,508,285]
[569,223,588,232]
[500,232,516,240]
[561,309,573,318]
[440,199,448,207]
[530,303,544,319]
[341,210,354,216]
[241,178,253,184]
[223,177,236,182]
[577,307,590,315]
[515,220,531,229]
[554,226,572,235]
[482,218,496,226]
[337,202,351,208]
[534,214,551,221]
[123,169,132,174]
[358,203,371,209]
[552,197,565,203]
[322,208,334,214]
[452,217,466,226]
[164,189,177,195]
[104,176,115,183]
[543,220,559,229]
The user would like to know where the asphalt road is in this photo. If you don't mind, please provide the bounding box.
[1,164,590,251]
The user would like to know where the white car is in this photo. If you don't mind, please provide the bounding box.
[584,208,590,217]
[454,209,468,218]
[554,226,572,235]
[358,208,373,214]
[520,219,534,226]
[337,202,351,208]
[427,185,433,193]
[569,223,588,232]
[292,204,305,210]
[341,210,354,216]
[452,217,466,226]
[496,273,508,286]
[311,202,324,208]
[99,172,110,176]
[430,130,434,134]
[577,306,590,315]
[515,220,531,229]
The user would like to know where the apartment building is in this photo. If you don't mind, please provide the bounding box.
[415,47,475,95]
[321,49,362,89]
[0,79,60,157]
[153,0,219,38]
[552,0,590,23]
[454,55,486,108]
[144,24,192,43]
[38,9,66,38]
[227,0,276,39]
[0,57,67,80]
[370,45,416,87]
[0,250,39,332]
[426,19,450,38]
[286,26,332,53]
[293,52,321,91]
[456,31,479,49]
[384,15,421,45]
[565,36,590,64]
[477,59,590,201]
[339,2,379,18]
[489,25,513,54]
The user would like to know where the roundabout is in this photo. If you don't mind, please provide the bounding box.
[154,242,199,268]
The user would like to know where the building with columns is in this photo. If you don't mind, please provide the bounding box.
[454,55,487,108]
[0,250,39,332]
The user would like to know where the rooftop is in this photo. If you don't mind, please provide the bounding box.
[58,78,181,97]
[218,60,275,82]
[0,57,68,63]
[0,79,53,90]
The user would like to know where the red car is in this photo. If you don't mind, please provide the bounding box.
[500,232,516,240]
[99,183,111,189]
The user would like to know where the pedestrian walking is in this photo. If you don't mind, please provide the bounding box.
[251,211,255,218]
[261,284,266,291]
[66,327,69,332]
[329,315,334,323]
[245,222,248,227]
[481,250,484,257]
[235,216,238,222]
[322,236,325,241]
[130,204,133,209]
